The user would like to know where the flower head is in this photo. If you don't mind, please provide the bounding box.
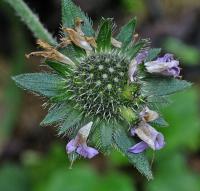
[144,53,180,77]
[12,0,191,179]
[66,122,99,159]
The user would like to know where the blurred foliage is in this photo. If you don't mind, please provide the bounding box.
[164,37,200,65]
[0,164,30,191]
[0,4,26,143]
[160,88,200,151]
[146,154,200,191]
[22,144,135,191]
[120,0,146,13]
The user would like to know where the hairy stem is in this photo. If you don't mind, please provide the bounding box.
[4,0,57,45]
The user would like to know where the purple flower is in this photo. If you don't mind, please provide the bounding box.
[139,106,159,122]
[135,50,149,64]
[144,53,180,77]
[128,141,149,153]
[128,51,149,82]
[128,121,165,154]
[128,59,137,82]
[66,122,99,159]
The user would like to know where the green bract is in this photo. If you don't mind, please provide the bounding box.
[11,0,191,180]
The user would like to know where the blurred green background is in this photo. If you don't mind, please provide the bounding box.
[0,0,200,190]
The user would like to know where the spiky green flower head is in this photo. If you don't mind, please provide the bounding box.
[12,0,191,179]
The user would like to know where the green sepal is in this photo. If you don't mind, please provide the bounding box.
[12,73,65,97]
[150,117,169,128]
[113,126,153,180]
[96,18,112,51]
[99,121,113,152]
[40,103,70,126]
[46,60,72,77]
[145,48,161,62]
[126,40,146,60]
[142,77,192,96]
[116,17,137,49]
[119,107,137,124]
[58,110,82,135]
[50,92,72,103]
[60,44,85,61]
[61,0,94,36]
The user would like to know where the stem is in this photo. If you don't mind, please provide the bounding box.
[4,0,57,45]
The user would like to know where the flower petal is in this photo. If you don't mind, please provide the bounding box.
[140,107,159,122]
[77,145,99,159]
[128,141,149,154]
[128,59,137,82]
[155,133,165,150]
[135,121,165,150]
[131,128,136,136]
[66,139,77,153]
[135,50,148,64]
[78,121,93,140]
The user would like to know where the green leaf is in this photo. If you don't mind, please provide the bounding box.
[62,0,94,36]
[96,18,112,51]
[99,122,113,151]
[5,0,56,45]
[145,48,161,62]
[116,17,137,48]
[142,78,192,96]
[58,110,82,135]
[12,73,65,97]
[126,40,145,59]
[46,61,72,77]
[40,104,70,126]
[150,117,169,128]
[114,126,153,180]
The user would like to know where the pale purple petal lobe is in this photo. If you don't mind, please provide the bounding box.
[144,53,181,77]
[135,51,148,64]
[131,128,136,136]
[77,145,99,159]
[155,133,165,150]
[128,141,149,154]
[66,139,77,153]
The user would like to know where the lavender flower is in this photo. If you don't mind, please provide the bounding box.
[66,122,99,159]
[129,121,165,153]
[144,53,180,77]
[128,51,149,82]
[135,50,149,64]
[128,141,149,153]
[128,107,165,154]
[139,106,159,122]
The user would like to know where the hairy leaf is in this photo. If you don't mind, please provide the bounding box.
[99,122,113,151]
[58,110,82,135]
[142,78,192,96]
[116,17,137,48]
[46,61,72,77]
[150,117,169,128]
[145,48,161,62]
[12,73,65,97]
[40,104,70,126]
[114,126,153,180]
[96,18,112,51]
[126,40,146,59]
[62,0,94,36]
